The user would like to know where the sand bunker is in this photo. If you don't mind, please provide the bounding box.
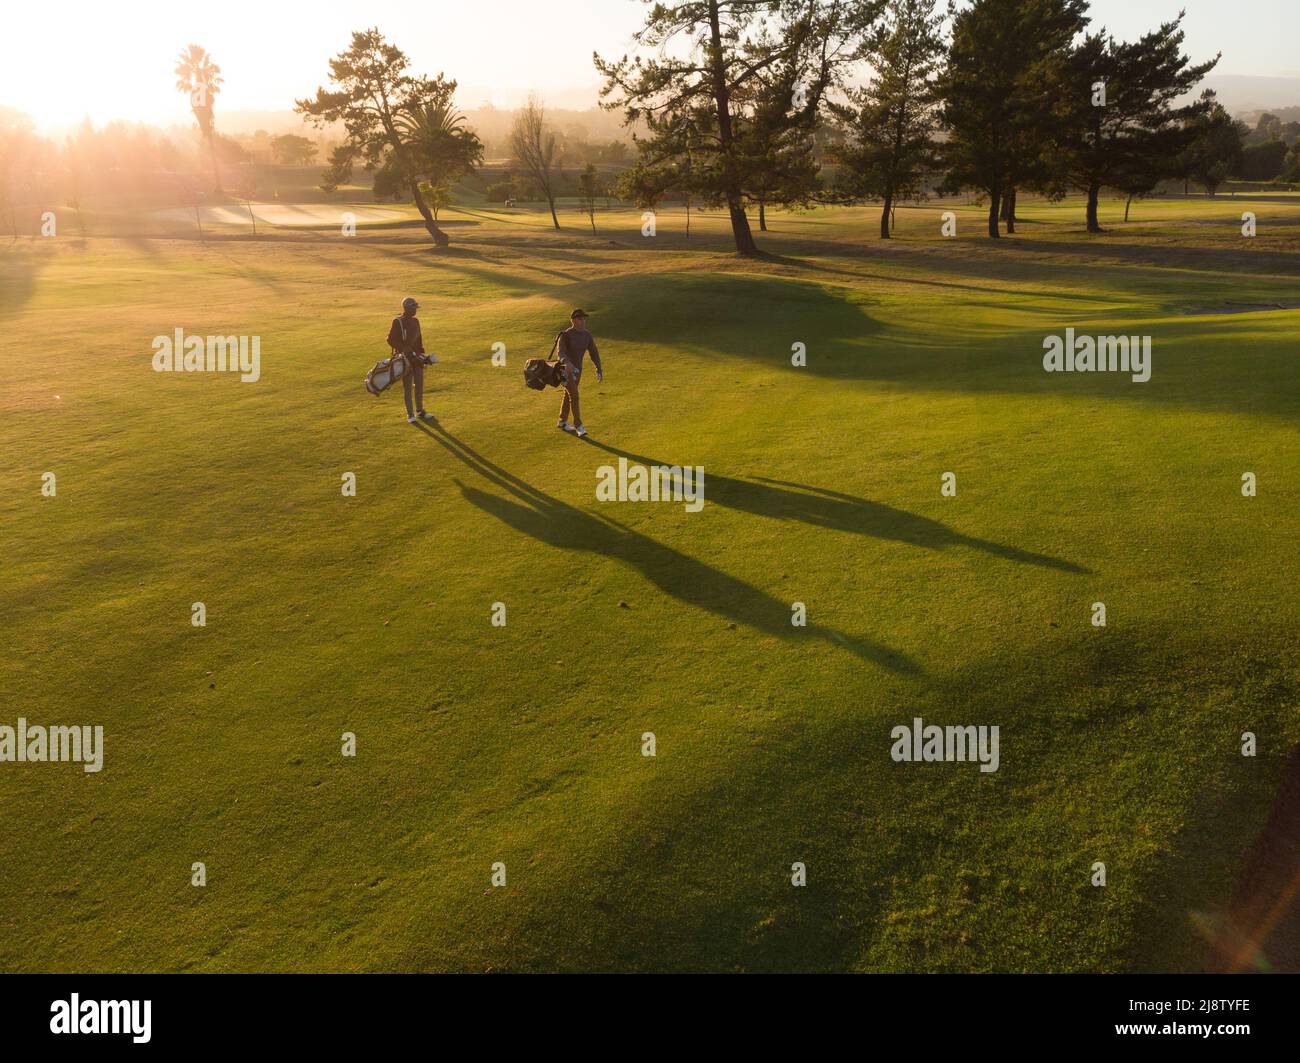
[151,203,410,227]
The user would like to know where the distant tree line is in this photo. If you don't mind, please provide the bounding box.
[596,0,1248,252]
[0,9,1283,247]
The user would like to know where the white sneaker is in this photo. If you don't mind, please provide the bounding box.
[575,424,588,438]
[407,415,418,424]
[418,411,435,422]
[558,420,572,431]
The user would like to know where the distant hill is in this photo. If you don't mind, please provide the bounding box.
[1199,75,1300,116]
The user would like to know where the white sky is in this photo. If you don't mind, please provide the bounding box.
[2,0,1298,131]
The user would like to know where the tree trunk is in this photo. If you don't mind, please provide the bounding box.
[1124,194,1133,223]
[409,179,450,246]
[1085,182,1102,233]
[1004,188,1017,233]
[759,200,768,231]
[880,191,892,239]
[708,0,758,255]
[547,192,560,229]
[728,202,757,254]
[987,188,1001,239]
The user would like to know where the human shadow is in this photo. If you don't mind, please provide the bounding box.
[417,423,922,675]
[581,439,1090,575]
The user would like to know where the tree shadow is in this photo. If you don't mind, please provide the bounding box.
[591,271,887,376]
[417,423,921,675]
[581,439,1090,575]
[367,241,587,291]
[584,269,1299,418]
[0,244,52,321]
[1008,237,1300,277]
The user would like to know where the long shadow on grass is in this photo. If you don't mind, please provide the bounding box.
[418,423,920,675]
[1004,236,1300,277]
[582,439,1089,575]
[754,247,1125,304]
[591,271,1300,418]
[368,241,590,292]
[0,245,53,321]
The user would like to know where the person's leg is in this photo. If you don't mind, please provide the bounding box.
[559,369,572,423]
[402,365,415,418]
[567,373,582,428]
[413,363,425,414]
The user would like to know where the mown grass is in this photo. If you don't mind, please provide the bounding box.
[0,194,1296,971]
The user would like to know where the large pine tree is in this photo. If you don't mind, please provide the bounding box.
[1054,16,1218,231]
[596,1,874,255]
[939,0,1088,238]
[831,0,945,239]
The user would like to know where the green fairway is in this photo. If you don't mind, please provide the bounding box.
[1,195,1297,972]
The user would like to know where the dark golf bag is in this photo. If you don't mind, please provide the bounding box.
[524,357,567,391]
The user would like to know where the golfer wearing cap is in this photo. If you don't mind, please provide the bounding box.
[387,297,434,424]
[555,308,602,438]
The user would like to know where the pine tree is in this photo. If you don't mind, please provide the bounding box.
[831,0,944,239]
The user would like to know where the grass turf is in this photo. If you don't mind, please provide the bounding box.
[1,195,1297,971]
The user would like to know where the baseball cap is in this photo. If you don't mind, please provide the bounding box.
[402,297,419,311]
[571,308,588,319]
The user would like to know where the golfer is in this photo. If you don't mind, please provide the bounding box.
[387,297,434,424]
[555,308,603,438]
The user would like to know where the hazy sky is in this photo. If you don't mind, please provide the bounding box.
[3,0,1298,130]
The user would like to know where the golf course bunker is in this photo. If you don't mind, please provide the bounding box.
[150,203,409,227]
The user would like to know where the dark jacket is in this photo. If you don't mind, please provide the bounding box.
[387,314,425,355]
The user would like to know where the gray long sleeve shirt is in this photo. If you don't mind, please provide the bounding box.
[556,327,601,373]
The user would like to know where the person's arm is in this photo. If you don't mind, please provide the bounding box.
[414,321,425,356]
[386,318,401,352]
[588,335,603,379]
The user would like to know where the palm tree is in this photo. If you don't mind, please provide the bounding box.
[394,101,483,236]
[396,101,476,158]
[174,44,224,194]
